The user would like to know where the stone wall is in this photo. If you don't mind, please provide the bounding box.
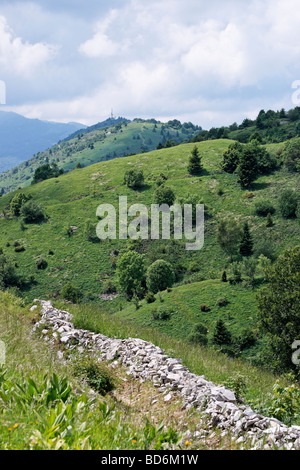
[31,300,300,450]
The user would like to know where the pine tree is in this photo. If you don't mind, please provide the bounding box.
[188,145,202,175]
[239,222,253,257]
[213,319,232,346]
[221,270,227,282]
[266,212,273,227]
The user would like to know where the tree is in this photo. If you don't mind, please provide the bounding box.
[146,259,175,294]
[10,193,32,216]
[222,141,243,173]
[61,282,82,303]
[188,323,208,345]
[116,250,146,298]
[32,163,63,184]
[124,169,144,189]
[213,319,232,346]
[257,247,300,374]
[20,200,45,223]
[282,138,300,172]
[188,145,202,175]
[153,185,175,206]
[278,190,298,218]
[237,145,258,188]
[239,222,253,257]
[217,219,243,261]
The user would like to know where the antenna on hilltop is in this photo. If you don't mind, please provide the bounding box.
[111,109,114,120]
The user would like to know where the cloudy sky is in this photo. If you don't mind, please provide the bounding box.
[0,0,300,129]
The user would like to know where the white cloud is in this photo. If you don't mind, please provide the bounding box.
[0,15,58,78]
[79,9,124,58]
[3,0,300,129]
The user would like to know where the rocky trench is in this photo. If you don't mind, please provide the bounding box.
[31,300,300,450]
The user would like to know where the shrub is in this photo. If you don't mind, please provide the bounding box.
[200,303,211,312]
[84,219,99,243]
[14,246,25,253]
[187,323,208,345]
[20,200,45,223]
[10,193,32,216]
[155,305,173,320]
[145,291,156,303]
[278,190,298,218]
[124,169,144,189]
[36,257,48,270]
[254,200,275,217]
[146,259,175,294]
[216,297,228,307]
[242,191,255,199]
[235,328,257,350]
[153,185,175,206]
[224,373,247,402]
[60,282,82,303]
[74,356,116,395]
[102,279,117,295]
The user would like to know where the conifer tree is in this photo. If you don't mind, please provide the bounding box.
[239,222,253,256]
[266,212,273,227]
[213,319,232,346]
[188,145,202,175]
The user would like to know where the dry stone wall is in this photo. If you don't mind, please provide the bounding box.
[31,300,300,450]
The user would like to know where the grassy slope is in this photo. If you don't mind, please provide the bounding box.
[0,139,298,300]
[0,139,298,369]
[2,291,242,450]
[0,120,199,194]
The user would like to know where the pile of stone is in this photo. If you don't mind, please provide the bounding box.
[31,300,300,450]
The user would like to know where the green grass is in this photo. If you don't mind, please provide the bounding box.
[0,120,200,193]
[0,138,298,402]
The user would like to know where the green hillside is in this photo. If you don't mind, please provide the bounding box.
[0,118,200,194]
[0,138,298,367]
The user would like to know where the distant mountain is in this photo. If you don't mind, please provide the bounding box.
[0,117,201,194]
[0,110,86,173]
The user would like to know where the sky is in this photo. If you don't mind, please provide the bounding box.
[0,0,300,129]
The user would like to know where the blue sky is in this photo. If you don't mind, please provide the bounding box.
[0,0,300,128]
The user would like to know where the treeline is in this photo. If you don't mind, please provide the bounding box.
[192,106,300,144]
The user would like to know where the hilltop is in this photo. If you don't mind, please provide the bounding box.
[0,118,200,194]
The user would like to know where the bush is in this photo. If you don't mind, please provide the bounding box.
[254,200,275,217]
[145,291,156,303]
[124,169,144,189]
[36,257,48,270]
[146,259,175,294]
[61,282,82,303]
[154,305,173,320]
[20,200,45,223]
[10,193,32,216]
[14,246,25,253]
[153,186,175,206]
[278,190,298,218]
[74,356,116,395]
[216,297,228,307]
[102,279,117,295]
[200,303,211,312]
[187,323,208,345]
